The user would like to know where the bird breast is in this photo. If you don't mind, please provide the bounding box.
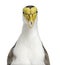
[12,36,45,65]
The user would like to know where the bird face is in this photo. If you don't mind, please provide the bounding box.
[23,6,38,28]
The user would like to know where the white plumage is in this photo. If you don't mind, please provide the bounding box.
[11,18,45,65]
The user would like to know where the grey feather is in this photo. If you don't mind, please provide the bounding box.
[42,44,50,65]
[7,43,16,65]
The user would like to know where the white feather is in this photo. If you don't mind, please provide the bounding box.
[11,17,45,65]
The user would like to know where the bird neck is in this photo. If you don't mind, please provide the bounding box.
[21,21,39,37]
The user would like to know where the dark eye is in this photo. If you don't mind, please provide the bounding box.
[23,12,24,14]
[36,11,38,13]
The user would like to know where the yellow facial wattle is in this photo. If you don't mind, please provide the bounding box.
[23,6,38,23]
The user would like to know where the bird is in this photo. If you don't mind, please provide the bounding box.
[7,5,50,65]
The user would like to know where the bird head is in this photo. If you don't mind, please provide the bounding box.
[23,5,38,28]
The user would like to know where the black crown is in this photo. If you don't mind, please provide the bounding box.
[26,5,35,9]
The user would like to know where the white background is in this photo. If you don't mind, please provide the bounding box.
[0,0,60,65]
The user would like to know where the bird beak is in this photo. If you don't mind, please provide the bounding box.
[29,14,33,25]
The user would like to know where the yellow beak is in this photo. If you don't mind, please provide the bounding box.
[29,15,33,22]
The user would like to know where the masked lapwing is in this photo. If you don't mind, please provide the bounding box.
[7,5,50,65]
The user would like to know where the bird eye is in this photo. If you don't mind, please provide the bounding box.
[36,11,38,13]
[23,12,24,14]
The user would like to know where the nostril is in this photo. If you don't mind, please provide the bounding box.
[31,22,32,25]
